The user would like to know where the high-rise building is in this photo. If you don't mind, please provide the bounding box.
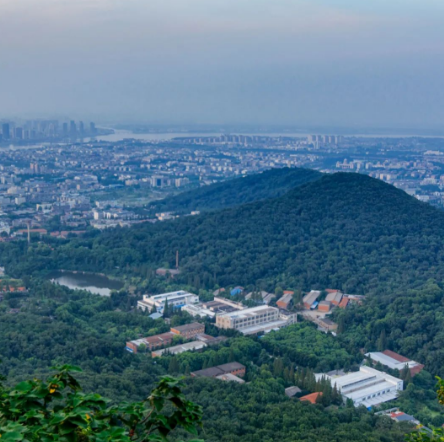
[2,123,10,140]
[79,121,85,133]
[70,120,77,134]
[15,127,23,139]
[62,122,68,135]
[90,122,96,133]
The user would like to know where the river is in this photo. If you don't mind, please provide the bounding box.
[49,271,124,296]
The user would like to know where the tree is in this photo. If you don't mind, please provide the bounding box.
[168,356,180,374]
[377,329,387,351]
[0,365,203,442]
[408,377,444,441]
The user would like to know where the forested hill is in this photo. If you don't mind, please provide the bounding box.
[149,167,322,213]
[5,171,444,374]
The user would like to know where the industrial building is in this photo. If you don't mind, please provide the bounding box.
[322,366,403,408]
[137,290,199,313]
[303,290,321,309]
[325,290,343,306]
[215,305,295,335]
[276,292,293,309]
[365,350,424,377]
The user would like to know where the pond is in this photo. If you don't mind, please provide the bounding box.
[49,271,124,296]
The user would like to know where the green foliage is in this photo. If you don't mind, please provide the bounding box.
[261,322,359,372]
[149,168,322,214]
[0,365,203,442]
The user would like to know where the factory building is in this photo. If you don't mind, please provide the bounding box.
[321,366,403,408]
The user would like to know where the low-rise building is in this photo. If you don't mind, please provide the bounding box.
[276,292,293,309]
[191,362,246,378]
[324,366,403,408]
[365,350,424,377]
[170,322,205,339]
[137,290,199,313]
[325,291,343,306]
[216,305,290,335]
[126,332,175,353]
[152,340,207,357]
[303,290,321,309]
[300,392,322,404]
[318,300,331,312]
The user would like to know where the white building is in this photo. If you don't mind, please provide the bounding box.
[181,304,216,318]
[137,290,199,313]
[323,366,403,408]
[215,305,291,335]
[365,351,423,375]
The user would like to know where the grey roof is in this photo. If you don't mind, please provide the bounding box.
[285,386,302,397]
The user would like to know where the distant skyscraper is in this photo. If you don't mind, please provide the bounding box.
[62,122,68,136]
[15,127,23,139]
[2,123,10,140]
[79,121,85,133]
[90,122,96,133]
[70,120,77,134]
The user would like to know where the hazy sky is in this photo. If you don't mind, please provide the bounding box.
[1,0,443,129]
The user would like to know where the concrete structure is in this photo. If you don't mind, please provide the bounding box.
[152,340,207,357]
[365,350,424,377]
[317,317,338,332]
[325,366,403,408]
[216,305,291,335]
[137,290,199,313]
[170,322,205,339]
[303,290,321,309]
[191,362,246,378]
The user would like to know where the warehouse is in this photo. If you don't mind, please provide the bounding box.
[365,350,424,376]
[323,366,403,408]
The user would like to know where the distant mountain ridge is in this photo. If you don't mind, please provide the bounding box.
[149,167,322,213]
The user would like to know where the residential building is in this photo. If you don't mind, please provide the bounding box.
[324,366,403,408]
[365,350,424,377]
[137,290,199,313]
[170,322,205,339]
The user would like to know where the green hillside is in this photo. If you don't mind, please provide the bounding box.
[8,172,443,373]
[148,167,322,213]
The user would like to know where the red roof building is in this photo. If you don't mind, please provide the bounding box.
[300,392,322,404]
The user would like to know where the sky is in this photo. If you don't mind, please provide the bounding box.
[0,0,443,130]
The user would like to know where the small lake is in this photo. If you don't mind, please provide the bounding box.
[49,271,124,296]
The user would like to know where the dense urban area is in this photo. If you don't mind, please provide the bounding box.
[1,119,444,240]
